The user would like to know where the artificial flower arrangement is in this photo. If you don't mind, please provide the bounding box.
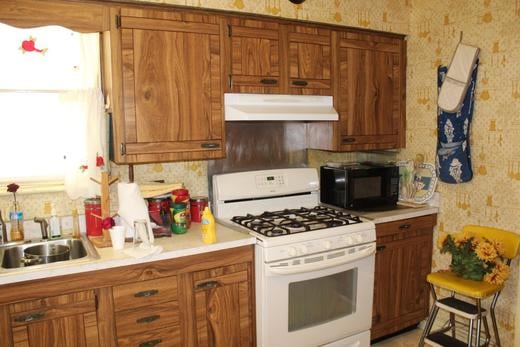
[437,231,510,285]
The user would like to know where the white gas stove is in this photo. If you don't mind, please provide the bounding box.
[213,168,376,347]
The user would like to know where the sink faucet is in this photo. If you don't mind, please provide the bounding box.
[33,217,49,240]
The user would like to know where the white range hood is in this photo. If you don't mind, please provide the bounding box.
[224,93,339,121]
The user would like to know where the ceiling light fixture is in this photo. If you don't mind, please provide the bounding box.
[289,0,306,4]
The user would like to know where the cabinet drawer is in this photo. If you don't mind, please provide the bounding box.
[376,214,437,239]
[115,301,180,337]
[117,325,181,347]
[113,276,178,312]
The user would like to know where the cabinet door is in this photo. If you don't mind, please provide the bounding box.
[9,291,99,347]
[118,9,225,163]
[287,25,332,95]
[192,262,253,347]
[338,31,405,150]
[229,18,282,94]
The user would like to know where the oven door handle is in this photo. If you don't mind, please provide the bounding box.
[265,243,376,276]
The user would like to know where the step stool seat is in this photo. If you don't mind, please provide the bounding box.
[436,297,487,319]
[427,271,503,299]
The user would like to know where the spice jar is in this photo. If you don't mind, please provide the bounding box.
[172,188,191,227]
[190,196,208,223]
[84,198,102,237]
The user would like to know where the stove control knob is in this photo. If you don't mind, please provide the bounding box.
[322,240,332,249]
[343,236,354,245]
[297,245,308,255]
[354,234,364,243]
[287,247,297,257]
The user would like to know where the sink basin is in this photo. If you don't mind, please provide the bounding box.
[0,236,99,269]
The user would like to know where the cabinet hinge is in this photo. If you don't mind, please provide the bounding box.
[227,24,232,37]
[120,143,126,156]
[116,15,121,29]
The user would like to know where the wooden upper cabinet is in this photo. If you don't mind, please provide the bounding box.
[287,25,333,95]
[337,31,405,150]
[113,8,226,164]
[229,18,282,94]
[228,20,333,96]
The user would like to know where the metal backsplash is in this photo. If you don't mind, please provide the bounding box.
[207,122,308,199]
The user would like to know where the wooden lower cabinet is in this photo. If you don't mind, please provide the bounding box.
[371,214,437,341]
[0,246,255,347]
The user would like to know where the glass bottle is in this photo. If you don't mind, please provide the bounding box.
[9,204,24,241]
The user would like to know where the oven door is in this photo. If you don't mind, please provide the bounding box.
[256,243,375,347]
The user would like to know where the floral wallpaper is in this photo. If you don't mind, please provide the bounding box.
[1,0,519,343]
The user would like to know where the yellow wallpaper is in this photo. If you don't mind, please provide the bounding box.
[1,0,519,343]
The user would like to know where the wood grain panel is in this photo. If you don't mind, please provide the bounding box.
[0,0,110,32]
[117,325,181,347]
[121,28,137,144]
[11,301,96,328]
[115,301,179,337]
[96,287,119,347]
[26,315,87,347]
[121,16,219,35]
[376,214,437,239]
[9,291,94,314]
[113,276,178,312]
[0,305,13,347]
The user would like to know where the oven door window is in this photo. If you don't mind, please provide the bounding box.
[288,268,357,332]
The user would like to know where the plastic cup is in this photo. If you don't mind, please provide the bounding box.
[110,226,126,250]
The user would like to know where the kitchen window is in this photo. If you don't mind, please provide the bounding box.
[0,23,106,199]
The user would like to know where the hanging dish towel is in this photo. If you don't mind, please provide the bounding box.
[436,60,479,184]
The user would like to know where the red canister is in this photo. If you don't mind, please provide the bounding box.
[190,196,208,223]
[172,189,191,227]
[84,198,102,237]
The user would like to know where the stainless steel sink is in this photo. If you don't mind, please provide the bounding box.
[0,236,99,269]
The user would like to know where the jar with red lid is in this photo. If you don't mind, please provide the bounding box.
[172,188,191,227]
[147,198,172,233]
[190,196,208,223]
[84,198,102,237]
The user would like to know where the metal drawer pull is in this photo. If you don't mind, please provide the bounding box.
[14,312,45,323]
[342,138,356,143]
[376,245,386,252]
[136,315,161,324]
[260,78,278,85]
[292,80,308,87]
[134,289,159,298]
[201,142,220,149]
[399,224,411,230]
[196,280,219,290]
[139,339,162,347]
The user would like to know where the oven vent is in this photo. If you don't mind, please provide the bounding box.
[327,251,345,259]
[304,256,323,264]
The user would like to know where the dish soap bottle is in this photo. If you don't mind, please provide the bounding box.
[49,204,61,238]
[201,207,216,244]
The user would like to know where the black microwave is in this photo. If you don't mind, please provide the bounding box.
[320,163,399,210]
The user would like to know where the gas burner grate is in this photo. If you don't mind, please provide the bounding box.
[231,206,362,237]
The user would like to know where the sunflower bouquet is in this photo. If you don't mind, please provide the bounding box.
[437,231,510,285]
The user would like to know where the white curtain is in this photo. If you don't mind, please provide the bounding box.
[0,24,107,199]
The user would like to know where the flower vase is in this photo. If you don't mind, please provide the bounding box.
[9,208,24,241]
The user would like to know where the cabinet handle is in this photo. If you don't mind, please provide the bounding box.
[136,315,161,324]
[376,245,386,252]
[139,339,162,347]
[260,78,278,85]
[14,312,45,323]
[196,280,219,290]
[291,80,308,87]
[134,289,159,298]
[201,142,220,149]
[399,223,411,230]
[342,138,356,143]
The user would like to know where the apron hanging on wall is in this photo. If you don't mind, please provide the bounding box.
[436,60,479,184]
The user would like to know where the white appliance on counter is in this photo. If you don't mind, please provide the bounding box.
[212,168,376,347]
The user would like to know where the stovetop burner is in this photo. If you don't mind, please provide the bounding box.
[231,206,362,237]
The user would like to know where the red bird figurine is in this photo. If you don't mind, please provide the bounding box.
[20,36,47,54]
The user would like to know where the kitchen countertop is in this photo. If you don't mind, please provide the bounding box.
[354,203,439,224]
[0,222,256,285]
